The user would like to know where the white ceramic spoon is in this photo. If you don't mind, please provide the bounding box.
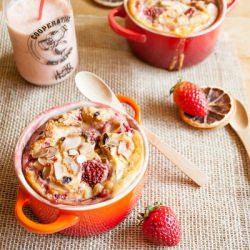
[75,71,208,187]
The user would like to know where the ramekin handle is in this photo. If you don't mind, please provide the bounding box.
[226,0,237,14]
[108,6,147,43]
[15,188,79,234]
[117,95,141,124]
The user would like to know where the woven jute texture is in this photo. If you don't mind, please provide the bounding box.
[0,13,249,250]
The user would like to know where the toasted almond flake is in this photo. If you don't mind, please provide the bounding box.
[64,157,79,173]
[54,162,64,180]
[177,15,189,25]
[118,141,127,155]
[84,187,93,199]
[33,161,43,171]
[180,0,191,4]
[32,148,48,158]
[127,131,133,138]
[82,122,90,130]
[109,146,117,156]
[62,136,82,150]
[68,149,78,156]
[70,163,79,173]
[46,147,58,158]
[32,146,57,159]
[93,183,104,196]
[79,182,93,199]
[42,166,51,178]
[121,141,134,160]
[79,143,93,155]
[76,155,86,164]
[115,165,124,180]
[121,151,128,159]
[110,139,119,146]
[104,181,114,190]
[38,157,48,166]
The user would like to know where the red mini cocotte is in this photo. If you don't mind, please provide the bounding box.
[108,0,237,70]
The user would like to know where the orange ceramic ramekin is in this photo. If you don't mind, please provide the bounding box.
[14,96,149,236]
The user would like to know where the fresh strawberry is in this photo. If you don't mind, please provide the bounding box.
[138,202,181,246]
[170,80,208,117]
[81,160,109,187]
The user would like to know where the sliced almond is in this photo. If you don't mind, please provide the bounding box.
[42,166,51,178]
[110,139,119,147]
[121,151,132,160]
[84,187,93,199]
[46,147,58,158]
[76,155,86,164]
[79,182,93,199]
[165,9,178,18]
[38,157,48,166]
[93,183,104,196]
[104,181,114,191]
[108,146,117,157]
[127,131,133,138]
[62,136,81,150]
[64,157,79,173]
[79,143,93,155]
[82,122,90,130]
[205,0,217,4]
[193,2,208,13]
[54,162,64,180]
[115,164,124,180]
[118,141,127,155]
[177,15,189,25]
[32,146,57,159]
[33,161,44,171]
[31,148,48,158]
[121,140,135,160]
[68,149,79,156]
[180,0,191,4]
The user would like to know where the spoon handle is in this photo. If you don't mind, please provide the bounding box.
[233,127,250,158]
[142,126,208,187]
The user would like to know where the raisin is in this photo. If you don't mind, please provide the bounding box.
[62,176,72,184]
[102,133,109,145]
[53,193,59,200]
[38,171,45,180]
[93,111,100,118]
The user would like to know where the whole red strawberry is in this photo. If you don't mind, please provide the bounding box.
[138,202,181,246]
[170,80,208,117]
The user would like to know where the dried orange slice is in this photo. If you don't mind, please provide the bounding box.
[180,86,235,129]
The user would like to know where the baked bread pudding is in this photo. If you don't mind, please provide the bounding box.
[128,0,219,37]
[22,106,144,205]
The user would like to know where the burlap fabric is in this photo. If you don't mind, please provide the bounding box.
[0,13,249,249]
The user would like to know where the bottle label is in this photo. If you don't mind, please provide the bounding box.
[27,15,75,80]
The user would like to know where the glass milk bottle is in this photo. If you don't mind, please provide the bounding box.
[3,0,78,86]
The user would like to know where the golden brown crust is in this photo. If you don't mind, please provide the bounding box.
[127,0,219,37]
[23,106,144,205]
